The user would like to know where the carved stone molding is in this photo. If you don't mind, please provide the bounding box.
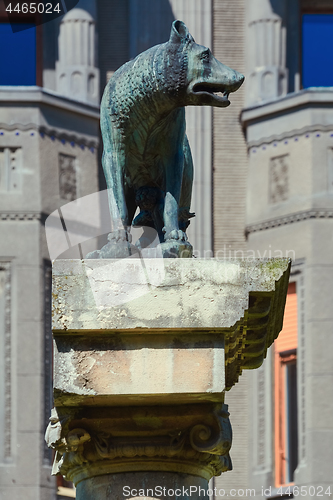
[0,122,39,132]
[45,404,232,485]
[247,125,333,150]
[0,212,41,221]
[246,209,333,235]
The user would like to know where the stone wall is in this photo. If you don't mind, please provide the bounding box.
[243,90,333,498]
[212,1,250,498]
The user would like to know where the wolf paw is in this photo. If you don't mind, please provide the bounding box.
[164,228,187,242]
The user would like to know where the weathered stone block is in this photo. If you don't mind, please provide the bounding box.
[52,258,290,406]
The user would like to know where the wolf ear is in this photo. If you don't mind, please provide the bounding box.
[169,20,195,44]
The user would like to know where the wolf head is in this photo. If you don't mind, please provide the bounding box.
[168,20,244,108]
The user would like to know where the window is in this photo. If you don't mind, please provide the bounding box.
[274,282,298,486]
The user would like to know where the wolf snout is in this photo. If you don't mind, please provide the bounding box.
[229,72,245,92]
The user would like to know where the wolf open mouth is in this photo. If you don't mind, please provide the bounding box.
[192,82,230,103]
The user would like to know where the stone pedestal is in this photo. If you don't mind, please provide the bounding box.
[46,258,290,499]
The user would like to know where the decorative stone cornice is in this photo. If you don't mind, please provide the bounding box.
[246,124,333,149]
[246,209,333,235]
[39,126,99,148]
[45,404,232,485]
[242,88,333,122]
[0,122,38,132]
[241,88,333,146]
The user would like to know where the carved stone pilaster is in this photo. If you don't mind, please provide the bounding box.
[0,261,12,462]
[46,403,232,485]
[246,0,288,105]
[56,9,100,105]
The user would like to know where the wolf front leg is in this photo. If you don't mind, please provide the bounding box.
[161,109,187,243]
[162,174,193,258]
[163,150,186,242]
[160,132,193,257]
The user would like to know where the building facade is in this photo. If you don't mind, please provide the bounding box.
[0,2,100,499]
[243,1,333,499]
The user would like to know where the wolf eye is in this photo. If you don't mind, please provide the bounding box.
[200,50,210,61]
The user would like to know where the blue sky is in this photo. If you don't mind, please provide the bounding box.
[0,23,36,85]
[302,14,333,88]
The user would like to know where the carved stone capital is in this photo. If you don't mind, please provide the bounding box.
[45,403,232,485]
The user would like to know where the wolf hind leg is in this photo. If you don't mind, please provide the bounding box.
[102,149,129,232]
[179,134,195,232]
[92,149,139,258]
[100,109,129,230]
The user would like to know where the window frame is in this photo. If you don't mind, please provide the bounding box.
[275,350,298,486]
[274,282,298,487]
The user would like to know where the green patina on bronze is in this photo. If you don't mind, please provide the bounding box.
[89,20,244,259]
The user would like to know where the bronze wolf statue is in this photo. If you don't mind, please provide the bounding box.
[89,20,244,258]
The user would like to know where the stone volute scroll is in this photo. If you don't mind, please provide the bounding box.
[46,19,290,500]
